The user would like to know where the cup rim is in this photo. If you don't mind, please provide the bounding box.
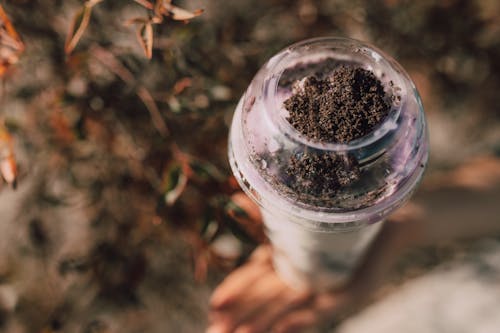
[261,36,407,152]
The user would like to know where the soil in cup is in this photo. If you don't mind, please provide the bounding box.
[284,65,391,144]
[282,65,391,202]
[258,61,397,209]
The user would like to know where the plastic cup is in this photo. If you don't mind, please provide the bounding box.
[228,37,429,291]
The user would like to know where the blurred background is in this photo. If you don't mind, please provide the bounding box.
[0,0,499,332]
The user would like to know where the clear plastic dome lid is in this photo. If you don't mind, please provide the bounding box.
[229,37,428,226]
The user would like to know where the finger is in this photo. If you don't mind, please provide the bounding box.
[210,245,272,310]
[234,288,312,333]
[210,261,272,309]
[314,292,344,315]
[210,272,287,332]
[249,244,272,265]
[206,318,233,333]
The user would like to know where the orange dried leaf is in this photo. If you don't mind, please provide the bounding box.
[124,17,148,27]
[0,155,17,188]
[133,0,154,9]
[0,5,24,77]
[193,251,208,282]
[173,77,192,95]
[0,125,17,188]
[150,15,163,24]
[168,6,204,21]
[50,110,76,145]
[154,0,163,18]
[160,1,203,21]
[136,22,153,59]
[65,4,92,55]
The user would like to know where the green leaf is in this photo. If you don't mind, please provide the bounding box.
[163,163,187,206]
[189,159,225,182]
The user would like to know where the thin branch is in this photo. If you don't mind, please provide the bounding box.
[65,4,92,54]
[137,86,169,137]
[133,0,154,9]
[90,45,169,137]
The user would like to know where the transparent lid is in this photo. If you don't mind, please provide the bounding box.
[229,37,428,227]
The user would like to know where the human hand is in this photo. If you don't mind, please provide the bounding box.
[207,195,398,333]
[207,239,394,333]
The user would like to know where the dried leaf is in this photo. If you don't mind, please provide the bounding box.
[150,15,163,24]
[90,44,135,83]
[85,0,105,7]
[225,193,265,243]
[189,159,225,182]
[91,45,169,136]
[0,124,17,188]
[133,0,154,9]
[171,7,204,21]
[161,1,204,21]
[153,0,164,20]
[0,155,17,187]
[123,17,148,27]
[163,163,188,206]
[65,4,92,55]
[222,212,256,244]
[136,86,169,136]
[193,250,208,282]
[199,212,219,241]
[136,22,154,59]
[50,109,76,145]
[0,5,24,77]
[173,77,192,95]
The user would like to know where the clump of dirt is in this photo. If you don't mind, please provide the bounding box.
[284,65,391,144]
[285,152,361,198]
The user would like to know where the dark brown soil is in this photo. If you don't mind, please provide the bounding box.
[285,152,360,198]
[278,65,391,201]
[284,65,391,144]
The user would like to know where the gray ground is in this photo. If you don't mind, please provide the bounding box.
[0,174,211,333]
[338,239,500,333]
